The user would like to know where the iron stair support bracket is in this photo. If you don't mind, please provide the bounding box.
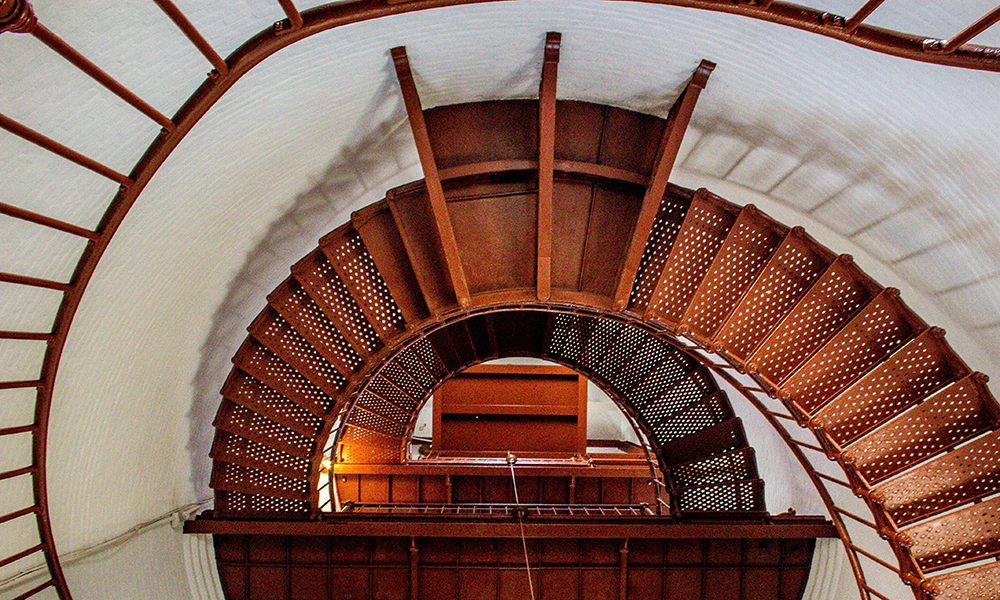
[703,358,873,600]
[391,46,471,309]
[537,31,560,302]
[613,59,715,311]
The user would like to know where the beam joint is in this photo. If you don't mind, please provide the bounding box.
[942,6,1000,53]
[275,0,304,33]
[0,330,54,341]
[0,425,36,436]
[0,543,45,569]
[0,380,45,391]
[0,505,38,526]
[0,112,132,186]
[0,466,36,482]
[0,271,72,292]
[10,579,54,600]
[843,0,886,35]
[0,201,99,240]
[152,0,229,76]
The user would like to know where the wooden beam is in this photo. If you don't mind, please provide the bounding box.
[409,538,419,600]
[0,425,36,437]
[943,6,1000,53]
[9,579,54,600]
[31,24,175,131]
[185,515,839,539]
[332,461,651,479]
[537,32,561,301]
[391,47,471,308]
[0,272,71,292]
[0,505,38,526]
[612,59,714,310]
[619,539,629,600]
[0,379,45,391]
[0,201,99,240]
[0,465,36,482]
[0,330,54,341]
[0,543,45,570]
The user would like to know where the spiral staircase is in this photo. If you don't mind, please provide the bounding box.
[200,109,1000,600]
[2,0,1000,597]
[192,38,1000,600]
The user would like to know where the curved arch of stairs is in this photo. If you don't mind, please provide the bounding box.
[217,307,765,516]
[330,310,763,515]
[208,94,1000,600]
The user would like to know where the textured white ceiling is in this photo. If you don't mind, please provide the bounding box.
[2,1,1000,598]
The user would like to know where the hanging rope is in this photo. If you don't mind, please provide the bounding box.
[507,452,536,600]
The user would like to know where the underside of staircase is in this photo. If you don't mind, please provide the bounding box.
[204,37,1000,600]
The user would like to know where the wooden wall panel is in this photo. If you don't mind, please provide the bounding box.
[216,535,816,600]
[425,101,539,169]
[550,179,593,292]
[434,364,587,456]
[447,188,537,295]
[579,185,644,298]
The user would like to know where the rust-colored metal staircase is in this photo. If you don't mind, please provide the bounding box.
[206,41,1000,600]
[209,177,1000,600]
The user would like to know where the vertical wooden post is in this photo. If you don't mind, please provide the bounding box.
[537,32,561,301]
[577,371,589,455]
[619,538,629,600]
[410,537,419,600]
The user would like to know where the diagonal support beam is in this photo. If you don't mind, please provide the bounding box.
[0,112,132,186]
[392,46,471,309]
[152,0,229,75]
[537,32,560,302]
[0,271,72,292]
[612,59,715,311]
[843,0,886,35]
[943,6,1000,53]
[0,201,99,240]
[31,23,175,131]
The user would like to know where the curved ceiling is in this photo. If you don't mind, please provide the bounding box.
[2,1,1000,599]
